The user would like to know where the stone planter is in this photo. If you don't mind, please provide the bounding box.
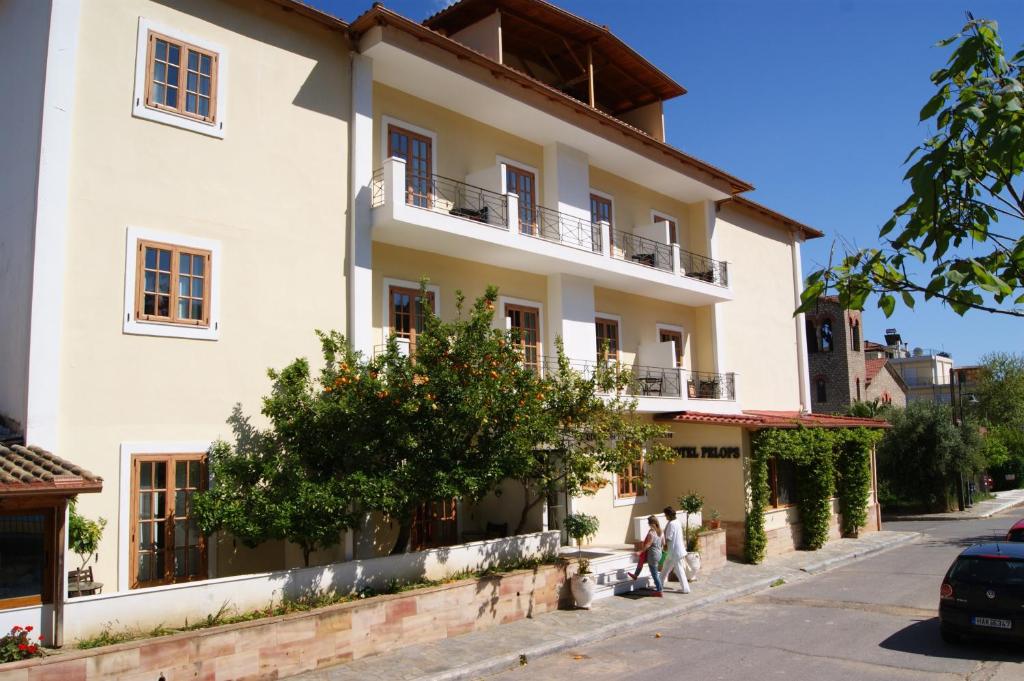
[684,552,701,581]
[571,573,596,609]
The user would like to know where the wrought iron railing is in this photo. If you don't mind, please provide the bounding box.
[680,250,728,287]
[424,173,508,227]
[525,205,602,252]
[371,168,508,228]
[538,356,682,398]
[371,169,384,207]
[611,231,673,273]
[685,371,736,400]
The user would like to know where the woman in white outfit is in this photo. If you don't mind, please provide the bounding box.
[659,506,691,594]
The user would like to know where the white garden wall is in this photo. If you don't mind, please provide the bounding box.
[61,531,559,642]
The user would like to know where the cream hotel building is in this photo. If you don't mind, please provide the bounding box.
[1,0,880,636]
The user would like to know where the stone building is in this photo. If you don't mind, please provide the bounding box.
[805,297,906,413]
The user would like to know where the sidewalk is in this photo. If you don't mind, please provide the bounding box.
[288,530,918,681]
[884,488,1024,522]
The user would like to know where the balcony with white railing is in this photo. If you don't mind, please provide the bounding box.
[370,157,733,307]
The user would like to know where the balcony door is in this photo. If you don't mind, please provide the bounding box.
[389,285,435,352]
[506,303,541,372]
[388,124,432,208]
[653,213,677,245]
[595,317,620,361]
[659,329,684,368]
[591,194,613,251]
[505,165,536,234]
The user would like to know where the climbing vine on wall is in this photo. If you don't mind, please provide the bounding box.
[835,428,883,537]
[745,426,880,563]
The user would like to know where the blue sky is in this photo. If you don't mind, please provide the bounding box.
[310,0,1023,364]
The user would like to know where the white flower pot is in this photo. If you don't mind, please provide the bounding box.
[571,573,596,609]
[684,552,701,581]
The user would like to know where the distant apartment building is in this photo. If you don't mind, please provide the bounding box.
[868,330,954,405]
[806,298,907,413]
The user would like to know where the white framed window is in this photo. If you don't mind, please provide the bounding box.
[123,226,222,340]
[380,115,437,170]
[133,18,228,138]
[381,277,441,350]
[118,440,215,592]
[656,322,686,369]
[594,311,622,361]
[613,451,648,507]
[498,296,544,372]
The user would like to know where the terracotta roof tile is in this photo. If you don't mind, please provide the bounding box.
[865,358,888,386]
[0,444,103,495]
[656,410,889,429]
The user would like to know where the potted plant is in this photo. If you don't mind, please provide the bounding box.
[564,512,600,609]
[68,500,106,596]
[678,492,704,580]
[707,508,721,530]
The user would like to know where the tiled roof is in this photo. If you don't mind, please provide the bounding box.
[0,444,103,495]
[865,358,888,386]
[656,410,890,430]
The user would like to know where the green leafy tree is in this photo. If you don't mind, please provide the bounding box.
[507,346,674,535]
[877,402,984,511]
[194,430,356,568]
[800,17,1024,318]
[846,399,893,419]
[972,352,1024,428]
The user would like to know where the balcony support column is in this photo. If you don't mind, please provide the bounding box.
[600,220,611,258]
[672,243,681,276]
[348,51,375,360]
[506,192,519,234]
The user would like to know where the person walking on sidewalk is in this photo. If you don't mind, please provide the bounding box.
[629,515,664,597]
[659,506,691,594]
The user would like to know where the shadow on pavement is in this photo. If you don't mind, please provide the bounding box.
[916,532,1011,549]
[879,617,1022,661]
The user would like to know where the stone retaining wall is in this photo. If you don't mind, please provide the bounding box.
[0,564,567,681]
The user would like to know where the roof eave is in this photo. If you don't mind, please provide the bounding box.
[350,6,753,195]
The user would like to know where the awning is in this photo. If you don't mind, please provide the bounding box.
[0,444,103,497]
[654,410,890,430]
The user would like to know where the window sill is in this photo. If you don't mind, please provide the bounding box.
[613,494,647,508]
[124,318,218,341]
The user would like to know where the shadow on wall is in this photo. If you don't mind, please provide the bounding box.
[151,0,348,120]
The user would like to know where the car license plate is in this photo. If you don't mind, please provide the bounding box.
[972,616,1012,629]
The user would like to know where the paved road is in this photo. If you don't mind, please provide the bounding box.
[487,513,1024,680]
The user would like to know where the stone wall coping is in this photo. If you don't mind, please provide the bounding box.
[1,562,565,673]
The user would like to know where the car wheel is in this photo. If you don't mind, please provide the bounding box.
[940,625,961,645]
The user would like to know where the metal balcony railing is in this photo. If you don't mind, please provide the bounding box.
[371,169,384,207]
[538,356,682,398]
[611,231,674,273]
[523,205,601,252]
[680,250,729,287]
[685,371,736,400]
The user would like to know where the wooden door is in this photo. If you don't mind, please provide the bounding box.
[507,304,541,372]
[505,165,536,234]
[388,125,432,208]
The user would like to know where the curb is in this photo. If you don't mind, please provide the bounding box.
[799,532,919,574]
[422,574,788,681]
[884,497,1024,522]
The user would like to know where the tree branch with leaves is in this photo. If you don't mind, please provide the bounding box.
[800,16,1024,318]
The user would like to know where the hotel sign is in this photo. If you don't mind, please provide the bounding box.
[674,446,741,459]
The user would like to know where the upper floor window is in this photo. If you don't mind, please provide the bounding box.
[506,303,541,372]
[124,227,221,340]
[850,319,861,351]
[136,240,211,327]
[505,164,537,234]
[388,124,433,208]
[659,329,684,368]
[820,319,833,352]
[389,286,435,349]
[133,20,227,138]
[856,377,862,401]
[146,32,217,123]
[653,213,677,244]
[595,317,620,360]
[816,376,828,403]
[806,319,818,354]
